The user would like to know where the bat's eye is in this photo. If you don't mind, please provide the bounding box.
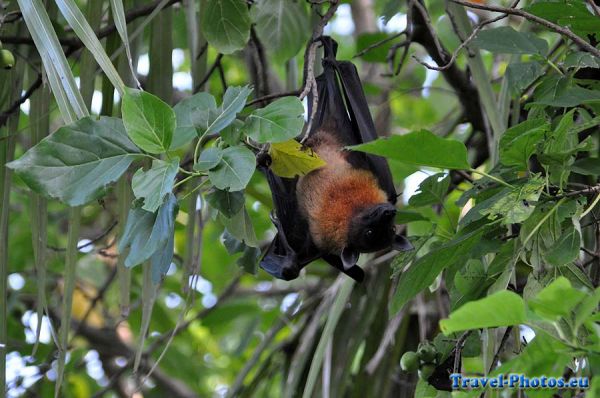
[390,226,396,233]
[365,229,373,238]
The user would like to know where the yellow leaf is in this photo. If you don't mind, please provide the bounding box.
[269,140,326,178]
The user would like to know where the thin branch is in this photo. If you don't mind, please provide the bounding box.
[0,75,42,128]
[48,220,118,252]
[551,184,600,199]
[453,331,471,374]
[193,53,224,93]
[488,326,513,374]
[450,0,600,58]
[245,90,301,107]
[408,0,487,135]
[353,30,406,58]
[413,13,508,71]
[71,266,118,337]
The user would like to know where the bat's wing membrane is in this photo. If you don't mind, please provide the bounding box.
[259,166,319,280]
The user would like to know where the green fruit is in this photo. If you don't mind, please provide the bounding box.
[0,49,15,70]
[400,351,419,372]
[417,343,437,363]
[418,364,435,381]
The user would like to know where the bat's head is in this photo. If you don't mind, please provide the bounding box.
[341,202,413,269]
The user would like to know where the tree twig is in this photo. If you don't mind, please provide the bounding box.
[453,331,471,374]
[245,90,301,107]
[193,53,224,93]
[488,326,513,374]
[353,30,406,58]
[413,13,508,71]
[449,0,600,58]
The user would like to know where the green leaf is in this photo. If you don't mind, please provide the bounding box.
[132,158,179,212]
[350,130,470,170]
[206,189,245,218]
[237,246,261,274]
[220,207,259,247]
[201,0,251,54]
[533,76,600,107]
[269,139,326,178]
[118,193,179,275]
[395,210,428,224]
[544,224,581,267]
[150,194,178,283]
[245,97,305,143]
[222,230,245,255]
[194,147,223,172]
[563,51,600,70]
[122,88,176,154]
[208,146,256,191]
[451,259,488,310]
[499,118,548,170]
[529,277,586,320]
[172,92,217,149]
[473,26,548,55]
[574,287,600,330]
[505,61,543,96]
[251,0,310,61]
[408,173,450,207]
[206,86,253,136]
[439,290,526,335]
[526,0,600,36]
[221,119,245,146]
[571,158,600,176]
[7,116,142,206]
[480,176,544,225]
[356,32,395,63]
[390,227,484,315]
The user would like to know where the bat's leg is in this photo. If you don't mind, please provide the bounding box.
[322,254,365,283]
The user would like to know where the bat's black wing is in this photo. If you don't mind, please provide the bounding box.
[258,162,318,280]
[259,36,394,282]
[308,37,397,204]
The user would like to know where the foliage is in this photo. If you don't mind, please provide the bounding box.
[1,0,600,397]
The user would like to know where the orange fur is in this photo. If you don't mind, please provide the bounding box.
[297,130,388,252]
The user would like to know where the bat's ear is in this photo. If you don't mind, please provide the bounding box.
[392,234,413,252]
[341,247,360,270]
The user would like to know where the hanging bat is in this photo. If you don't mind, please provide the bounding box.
[258,37,412,282]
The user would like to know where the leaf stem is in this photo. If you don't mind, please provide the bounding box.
[581,193,600,218]
[522,198,566,246]
[180,178,210,202]
[468,168,515,189]
[173,174,195,189]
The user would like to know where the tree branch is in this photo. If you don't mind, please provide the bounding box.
[450,0,600,58]
[409,0,488,136]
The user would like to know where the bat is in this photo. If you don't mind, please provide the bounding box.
[258,37,413,282]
